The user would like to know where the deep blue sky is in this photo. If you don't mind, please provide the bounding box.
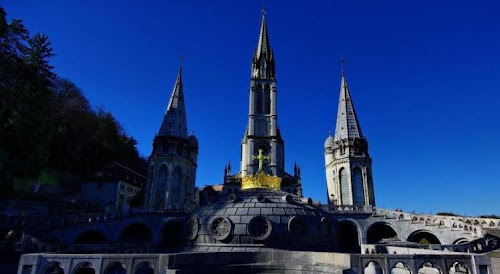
[3,1,499,216]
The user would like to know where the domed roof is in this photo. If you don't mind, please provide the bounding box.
[185,189,335,251]
[324,133,334,148]
[187,135,198,147]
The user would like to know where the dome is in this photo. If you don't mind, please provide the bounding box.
[187,135,198,147]
[185,189,335,251]
[324,134,334,148]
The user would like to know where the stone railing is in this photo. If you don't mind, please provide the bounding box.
[372,208,486,237]
[18,233,157,254]
[327,204,375,213]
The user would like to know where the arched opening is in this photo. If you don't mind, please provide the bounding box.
[391,262,411,274]
[104,262,126,274]
[169,166,183,206]
[155,165,168,208]
[418,262,441,274]
[339,168,352,205]
[161,220,183,248]
[44,262,64,274]
[364,261,383,274]
[338,221,360,253]
[263,84,271,114]
[255,84,262,114]
[407,230,441,245]
[449,262,469,274]
[120,223,153,243]
[73,262,95,274]
[135,261,154,274]
[352,167,365,206]
[366,223,398,244]
[74,231,107,244]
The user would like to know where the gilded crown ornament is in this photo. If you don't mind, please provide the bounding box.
[241,149,282,190]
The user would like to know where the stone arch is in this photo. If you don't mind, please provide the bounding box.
[339,168,351,205]
[104,262,126,274]
[74,230,108,244]
[161,220,183,248]
[338,220,361,253]
[365,261,383,274]
[135,261,154,274]
[453,238,469,245]
[120,223,153,243]
[407,230,441,244]
[418,262,441,274]
[352,166,365,206]
[73,262,95,274]
[366,222,398,244]
[465,219,472,224]
[391,262,411,274]
[43,261,64,274]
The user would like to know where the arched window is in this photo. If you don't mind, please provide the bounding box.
[255,84,262,113]
[339,168,352,205]
[169,166,183,206]
[263,84,271,114]
[156,165,168,208]
[352,167,365,206]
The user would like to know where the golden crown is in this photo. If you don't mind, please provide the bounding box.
[241,171,282,190]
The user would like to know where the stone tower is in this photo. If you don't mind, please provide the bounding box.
[145,65,198,212]
[240,10,283,177]
[324,68,375,208]
[225,10,301,196]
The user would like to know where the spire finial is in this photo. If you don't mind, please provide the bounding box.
[261,0,266,17]
[340,56,345,76]
[179,54,184,70]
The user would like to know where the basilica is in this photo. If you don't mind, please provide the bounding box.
[7,9,499,274]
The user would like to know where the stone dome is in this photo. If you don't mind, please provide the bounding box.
[324,134,334,148]
[185,188,335,251]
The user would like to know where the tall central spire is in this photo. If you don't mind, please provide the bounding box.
[252,8,275,79]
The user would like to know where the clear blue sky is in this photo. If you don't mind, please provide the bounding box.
[3,0,499,216]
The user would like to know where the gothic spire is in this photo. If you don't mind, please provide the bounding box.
[334,68,363,141]
[251,8,275,79]
[158,65,188,138]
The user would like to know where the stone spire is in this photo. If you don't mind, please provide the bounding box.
[333,69,363,141]
[158,65,188,138]
[251,8,275,79]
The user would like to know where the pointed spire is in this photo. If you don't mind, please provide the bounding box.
[158,64,188,138]
[334,61,363,141]
[256,8,271,60]
[251,8,275,79]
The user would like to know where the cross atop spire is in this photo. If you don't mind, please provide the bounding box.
[158,64,188,138]
[334,65,363,141]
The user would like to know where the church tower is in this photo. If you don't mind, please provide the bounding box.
[240,9,283,178]
[225,10,301,195]
[145,65,198,212]
[324,66,375,209]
